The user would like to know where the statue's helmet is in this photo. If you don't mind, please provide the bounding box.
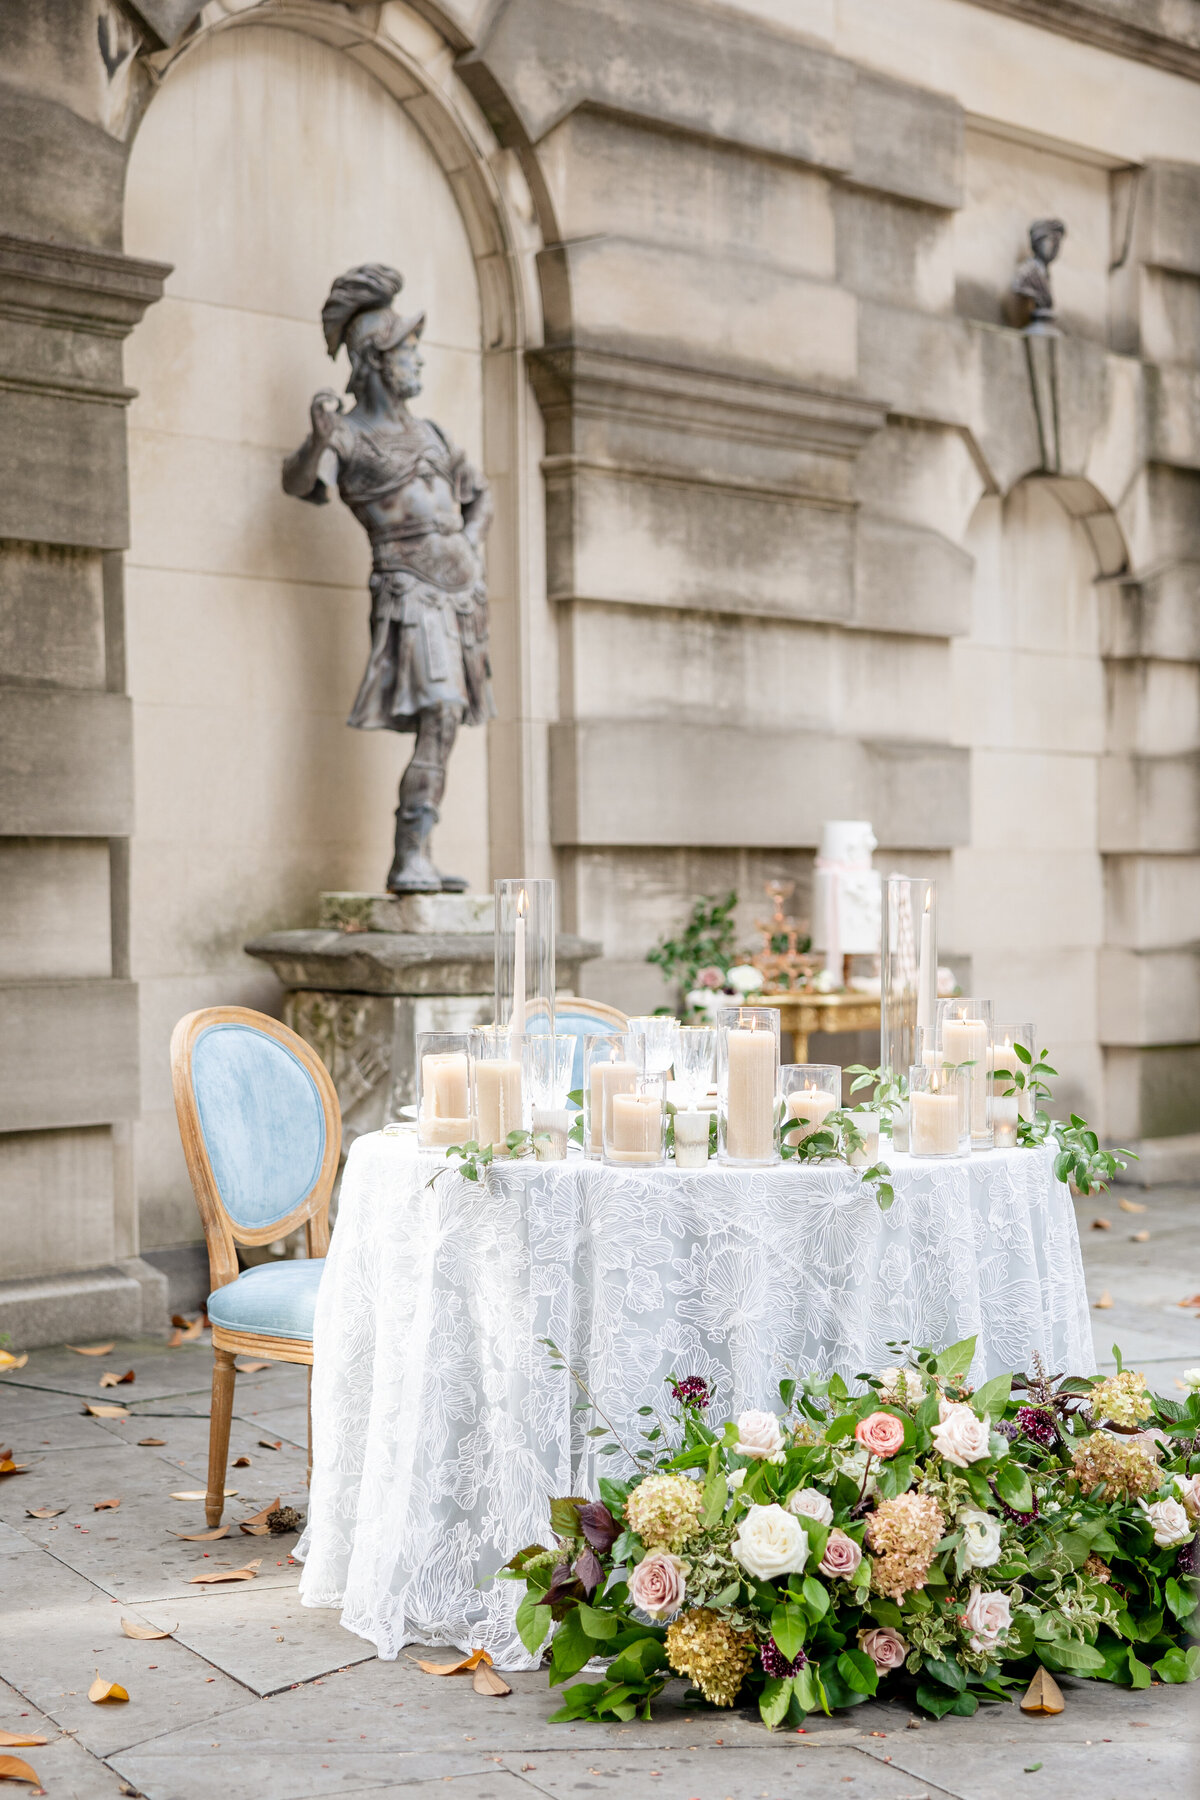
[1029,218,1065,263]
[321,264,425,383]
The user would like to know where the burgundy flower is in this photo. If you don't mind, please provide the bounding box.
[577,1501,620,1554]
[669,1374,711,1410]
[996,1489,1039,1526]
[760,1636,807,1678]
[1016,1406,1059,1449]
[1176,1536,1200,1577]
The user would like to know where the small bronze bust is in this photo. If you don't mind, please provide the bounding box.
[283,265,494,893]
[1011,218,1066,330]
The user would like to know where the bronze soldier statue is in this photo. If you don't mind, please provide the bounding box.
[283,265,493,893]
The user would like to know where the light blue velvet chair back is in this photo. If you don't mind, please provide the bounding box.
[191,1021,327,1232]
[553,1000,629,1098]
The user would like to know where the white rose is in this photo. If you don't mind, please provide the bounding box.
[732,1503,810,1582]
[961,1586,1011,1652]
[786,1486,834,1525]
[878,1366,927,1407]
[734,1409,785,1460]
[726,964,764,995]
[835,1446,878,1498]
[1139,1496,1195,1548]
[1182,1368,1200,1392]
[958,1508,1003,1569]
[932,1402,991,1468]
[727,1468,746,1491]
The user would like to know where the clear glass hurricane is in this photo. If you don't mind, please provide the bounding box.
[626,1015,680,1080]
[673,1025,716,1109]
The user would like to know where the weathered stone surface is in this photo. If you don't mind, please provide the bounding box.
[1100,751,1200,852]
[0,978,138,1133]
[0,540,107,688]
[0,840,111,981]
[0,1125,115,1283]
[1099,945,1200,1045]
[0,1262,144,1351]
[1105,852,1200,948]
[1141,159,1200,276]
[317,892,495,934]
[850,67,962,210]
[246,929,595,997]
[1105,1043,1200,1139]
[854,513,974,637]
[0,689,132,835]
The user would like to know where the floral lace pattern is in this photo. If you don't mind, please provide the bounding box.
[296,1135,1093,1666]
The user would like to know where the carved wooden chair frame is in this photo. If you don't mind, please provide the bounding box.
[170,1005,341,1525]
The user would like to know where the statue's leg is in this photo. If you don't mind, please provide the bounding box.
[386,704,463,895]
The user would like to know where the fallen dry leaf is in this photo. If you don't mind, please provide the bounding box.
[239,1497,280,1531]
[0,1733,47,1748]
[1090,1217,1111,1231]
[1118,1197,1146,1214]
[0,1753,42,1787]
[0,1460,30,1479]
[88,1674,129,1705]
[1094,1291,1113,1309]
[171,1489,237,1501]
[98,1371,135,1389]
[409,1648,494,1676]
[472,1663,512,1696]
[84,1403,128,1420]
[1131,1230,1150,1243]
[0,1352,28,1371]
[258,1439,282,1451]
[25,1508,64,1520]
[121,1618,175,1641]
[137,1437,166,1447]
[93,1498,121,1512]
[188,1558,261,1585]
[235,1361,272,1374]
[232,1456,251,1468]
[1020,1666,1065,1714]
[167,1314,207,1346]
[1178,1293,1200,1309]
[171,1526,230,1540]
[66,1343,114,1357]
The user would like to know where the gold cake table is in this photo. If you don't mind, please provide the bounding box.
[754,990,882,1062]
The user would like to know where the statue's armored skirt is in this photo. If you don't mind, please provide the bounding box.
[336,417,494,733]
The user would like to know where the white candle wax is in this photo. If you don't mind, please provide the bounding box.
[916,892,934,1034]
[511,893,526,1041]
[476,1058,523,1150]
[942,1015,989,1137]
[992,1095,1019,1148]
[607,1092,662,1163]
[784,1087,837,1143]
[910,1090,962,1156]
[673,1108,710,1168]
[532,1106,570,1161]
[589,1058,638,1151]
[419,1113,474,1148]
[422,1052,469,1117]
[848,1112,880,1167]
[725,1027,776,1161]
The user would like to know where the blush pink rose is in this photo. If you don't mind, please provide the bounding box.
[961,1586,1012,1652]
[857,1625,908,1672]
[819,1529,863,1581]
[855,1411,906,1459]
[627,1551,687,1620]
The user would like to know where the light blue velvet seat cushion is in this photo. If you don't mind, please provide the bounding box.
[192,1022,326,1230]
[207,1260,324,1341]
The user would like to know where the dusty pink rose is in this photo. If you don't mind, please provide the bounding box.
[628,1551,687,1620]
[961,1586,1012,1652]
[855,1411,906,1459]
[819,1529,863,1581]
[1176,1473,1200,1521]
[857,1625,908,1672]
[697,965,724,989]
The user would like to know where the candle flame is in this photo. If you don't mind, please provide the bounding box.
[517,888,528,917]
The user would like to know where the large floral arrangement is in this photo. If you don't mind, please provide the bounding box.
[498,1339,1200,1727]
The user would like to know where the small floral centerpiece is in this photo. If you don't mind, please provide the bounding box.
[497,1340,1200,1727]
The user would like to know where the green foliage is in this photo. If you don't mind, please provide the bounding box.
[646,890,738,998]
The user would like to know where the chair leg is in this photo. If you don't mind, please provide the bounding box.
[206,1347,236,1527]
[306,1364,313,1489]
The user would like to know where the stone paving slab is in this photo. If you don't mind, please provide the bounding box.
[492,1745,956,1799]
[0,1676,131,1800]
[132,1584,375,1696]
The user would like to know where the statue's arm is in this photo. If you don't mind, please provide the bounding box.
[281,390,345,504]
[458,457,493,547]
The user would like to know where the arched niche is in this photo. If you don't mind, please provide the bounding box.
[121,3,545,1240]
[950,474,1131,1132]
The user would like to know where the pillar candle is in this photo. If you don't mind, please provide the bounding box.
[847,1112,880,1168]
[476,1058,523,1150]
[589,1058,638,1151]
[532,1106,569,1161]
[992,1094,1019,1148]
[673,1109,709,1168]
[607,1092,662,1164]
[941,1014,989,1137]
[422,1052,469,1117]
[725,1027,776,1161]
[910,1091,961,1156]
[991,1038,1032,1120]
[784,1087,837,1143]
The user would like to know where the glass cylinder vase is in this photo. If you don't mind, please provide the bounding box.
[938,998,993,1149]
[604,1072,666,1166]
[992,1021,1036,1122]
[880,875,938,1095]
[417,1032,474,1150]
[626,1015,680,1082]
[908,1063,968,1157]
[717,1007,780,1166]
[470,1025,525,1154]
[779,1064,841,1152]
[523,1033,576,1163]
[494,878,555,1045]
[673,1025,716,1110]
[583,1033,641,1161]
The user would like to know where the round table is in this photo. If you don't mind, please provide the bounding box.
[296,1134,1093,1666]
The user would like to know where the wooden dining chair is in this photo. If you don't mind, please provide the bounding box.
[170,1005,341,1526]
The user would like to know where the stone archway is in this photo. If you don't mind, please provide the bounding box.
[121,2,546,1249]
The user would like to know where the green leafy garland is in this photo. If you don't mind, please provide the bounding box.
[497,1339,1200,1728]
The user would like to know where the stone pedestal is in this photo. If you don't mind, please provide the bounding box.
[245,895,601,1150]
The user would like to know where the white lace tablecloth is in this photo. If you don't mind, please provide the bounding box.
[296,1134,1093,1666]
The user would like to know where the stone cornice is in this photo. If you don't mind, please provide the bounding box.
[0,233,172,338]
[962,0,1200,83]
[527,344,890,461]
